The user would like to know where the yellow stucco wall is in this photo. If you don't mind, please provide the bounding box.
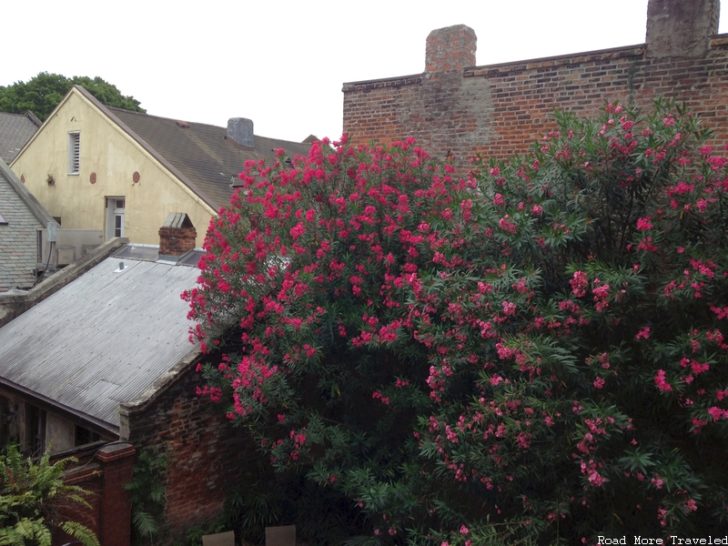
[11,89,215,247]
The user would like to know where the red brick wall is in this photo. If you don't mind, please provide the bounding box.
[343,2,728,168]
[122,359,252,539]
[56,443,135,546]
[159,226,197,256]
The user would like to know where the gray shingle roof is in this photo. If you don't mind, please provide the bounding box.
[0,111,40,163]
[0,246,200,431]
[75,86,310,213]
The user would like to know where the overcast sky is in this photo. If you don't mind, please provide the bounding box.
[3,1,726,143]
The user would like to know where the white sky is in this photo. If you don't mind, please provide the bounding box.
[3,1,726,143]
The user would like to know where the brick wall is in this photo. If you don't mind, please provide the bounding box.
[343,0,728,168]
[54,442,135,546]
[120,354,253,539]
[158,225,197,257]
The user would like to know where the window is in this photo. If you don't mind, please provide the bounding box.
[74,425,100,447]
[68,132,80,174]
[0,396,15,451]
[105,197,125,239]
[26,404,46,456]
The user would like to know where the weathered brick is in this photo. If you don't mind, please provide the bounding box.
[343,1,727,169]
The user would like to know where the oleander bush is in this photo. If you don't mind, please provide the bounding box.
[185,99,728,544]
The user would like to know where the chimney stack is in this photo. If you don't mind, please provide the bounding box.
[227,117,255,148]
[159,213,196,260]
[426,25,477,73]
[646,0,720,57]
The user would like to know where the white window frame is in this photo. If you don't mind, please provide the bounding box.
[68,132,80,175]
[105,197,125,239]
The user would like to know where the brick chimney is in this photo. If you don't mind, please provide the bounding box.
[646,0,720,57]
[426,25,477,73]
[227,117,255,148]
[159,213,196,259]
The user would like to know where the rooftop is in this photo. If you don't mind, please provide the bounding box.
[0,111,40,163]
[0,244,201,432]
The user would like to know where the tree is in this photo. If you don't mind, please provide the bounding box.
[186,100,728,544]
[0,444,100,546]
[0,72,144,121]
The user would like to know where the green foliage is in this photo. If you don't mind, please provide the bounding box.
[188,100,728,543]
[125,449,166,545]
[0,72,144,120]
[0,444,99,546]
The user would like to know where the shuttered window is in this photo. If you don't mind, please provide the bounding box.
[68,132,80,174]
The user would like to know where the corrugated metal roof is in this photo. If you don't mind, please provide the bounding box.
[0,253,200,431]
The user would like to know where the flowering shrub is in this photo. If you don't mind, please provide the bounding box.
[185,100,728,544]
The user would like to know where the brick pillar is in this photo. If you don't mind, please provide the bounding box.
[158,213,197,258]
[425,25,476,73]
[646,0,720,57]
[96,442,136,546]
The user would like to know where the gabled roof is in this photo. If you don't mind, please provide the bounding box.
[0,111,41,163]
[0,159,56,228]
[0,245,201,432]
[76,86,310,212]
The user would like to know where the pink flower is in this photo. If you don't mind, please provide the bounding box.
[516,432,531,449]
[635,326,651,340]
[588,470,605,487]
[498,215,517,234]
[570,271,588,298]
[654,369,672,393]
[501,301,517,316]
[636,237,658,252]
[593,377,605,390]
[592,281,610,311]
[289,222,305,240]
[708,406,727,421]
[636,217,653,231]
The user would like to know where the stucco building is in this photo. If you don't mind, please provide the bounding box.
[10,86,309,260]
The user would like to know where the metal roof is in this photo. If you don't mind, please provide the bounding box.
[0,251,200,431]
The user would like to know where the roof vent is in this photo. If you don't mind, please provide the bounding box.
[114,261,126,273]
[227,118,254,148]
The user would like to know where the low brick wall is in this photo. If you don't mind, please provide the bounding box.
[55,442,135,546]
